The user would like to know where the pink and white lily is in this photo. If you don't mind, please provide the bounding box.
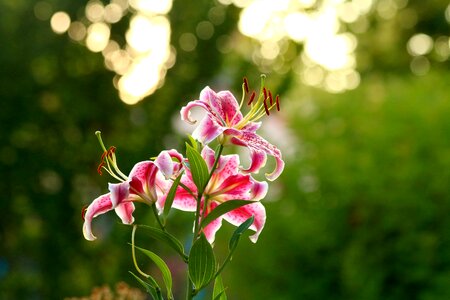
[180,79,284,181]
[83,148,183,241]
[159,146,268,244]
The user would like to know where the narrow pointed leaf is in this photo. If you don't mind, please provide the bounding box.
[186,144,209,194]
[201,200,257,229]
[129,271,162,300]
[213,275,228,300]
[163,172,183,217]
[138,225,187,262]
[229,216,254,252]
[134,246,173,300]
[188,233,216,290]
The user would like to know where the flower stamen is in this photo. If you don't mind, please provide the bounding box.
[243,77,249,94]
[248,91,256,105]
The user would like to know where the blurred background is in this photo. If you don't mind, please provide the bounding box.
[1,0,449,299]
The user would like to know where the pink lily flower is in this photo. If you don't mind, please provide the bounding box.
[83,148,183,241]
[159,146,268,244]
[180,78,284,181]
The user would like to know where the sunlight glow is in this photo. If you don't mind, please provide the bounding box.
[54,0,173,104]
[236,0,370,92]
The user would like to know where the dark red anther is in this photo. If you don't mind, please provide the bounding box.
[269,90,273,105]
[276,95,280,111]
[263,98,270,116]
[243,77,249,94]
[248,91,256,105]
[263,87,267,101]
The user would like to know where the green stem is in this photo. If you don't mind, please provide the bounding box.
[131,225,150,278]
[151,204,166,231]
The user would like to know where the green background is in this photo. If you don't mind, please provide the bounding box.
[0,0,449,299]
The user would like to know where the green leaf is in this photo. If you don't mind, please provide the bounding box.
[229,216,254,252]
[213,275,228,300]
[186,143,209,194]
[188,233,216,290]
[137,225,187,262]
[134,246,173,300]
[188,135,199,151]
[129,271,162,300]
[201,200,257,229]
[163,172,183,218]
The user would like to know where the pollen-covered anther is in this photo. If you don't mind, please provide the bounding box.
[269,90,273,105]
[276,95,280,111]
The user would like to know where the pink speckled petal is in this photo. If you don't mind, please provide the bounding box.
[241,121,261,132]
[82,193,114,241]
[213,174,253,201]
[114,201,135,224]
[170,174,197,212]
[230,131,284,181]
[202,202,222,244]
[192,116,225,144]
[129,161,159,202]
[213,153,240,181]
[223,201,266,243]
[216,90,243,126]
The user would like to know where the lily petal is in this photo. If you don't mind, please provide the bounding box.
[192,116,225,144]
[155,149,184,179]
[212,174,253,202]
[82,193,114,241]
[223,201,266,243]
[128,161,158,203]
[230,131,284,181]
[202,202,222,244]
[114,201,135,224]
[108,182,130,207]
[169,175,197,212]
[180,99,210,124]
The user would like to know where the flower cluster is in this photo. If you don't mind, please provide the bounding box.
[83,77,284,245]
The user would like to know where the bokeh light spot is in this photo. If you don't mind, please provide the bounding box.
[86,22,110,53]
[196,21,214,40]
[407,33,433,56]
[68,21,87,41]
[179,33,197,52]
[50,11,71,34]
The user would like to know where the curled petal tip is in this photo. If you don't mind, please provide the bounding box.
[265,156,285,181]
[82,223,97,241]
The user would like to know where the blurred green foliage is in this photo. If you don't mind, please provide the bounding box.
[0,0,449,299]
[223,71,450,299]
